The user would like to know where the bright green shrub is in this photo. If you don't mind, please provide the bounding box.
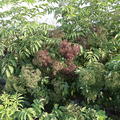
[0,93,109,120]
[0,93,23,120]
[15,99,45,120]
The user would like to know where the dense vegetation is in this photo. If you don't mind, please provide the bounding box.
[0,0,120,119]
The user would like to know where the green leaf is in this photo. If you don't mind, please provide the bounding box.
[6,69,11,78]
[8,65,14,74]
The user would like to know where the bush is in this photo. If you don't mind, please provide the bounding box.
[0,0,119,119]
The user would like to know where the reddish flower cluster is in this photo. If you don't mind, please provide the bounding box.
[59,40,80,60]
[33,40,79,75]
[62,62,77,74]
[33,50,53,67]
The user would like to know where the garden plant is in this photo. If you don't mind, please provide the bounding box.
[0,0,120,120]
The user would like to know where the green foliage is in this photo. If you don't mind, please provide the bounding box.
[5,75,26,94]
[1,55,17,78]
[5,64,50,102]
[106,55,120,71]
[0,0,54,77]
[66,103,107,120]
[15,99,45,120]
[101,55,120,111]
[76,62,105,101]
[0,93,23,120]
[50,78,69,102]
[16,108,36,120]
[105,54,120,90]
[5,65,41,92]
[0,93,109,120]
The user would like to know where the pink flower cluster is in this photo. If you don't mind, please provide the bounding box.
[34,50,53,67]
[59,40,80,74]
[63,62,77,74]
[33,40,80,75]
[60,40,80,61]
